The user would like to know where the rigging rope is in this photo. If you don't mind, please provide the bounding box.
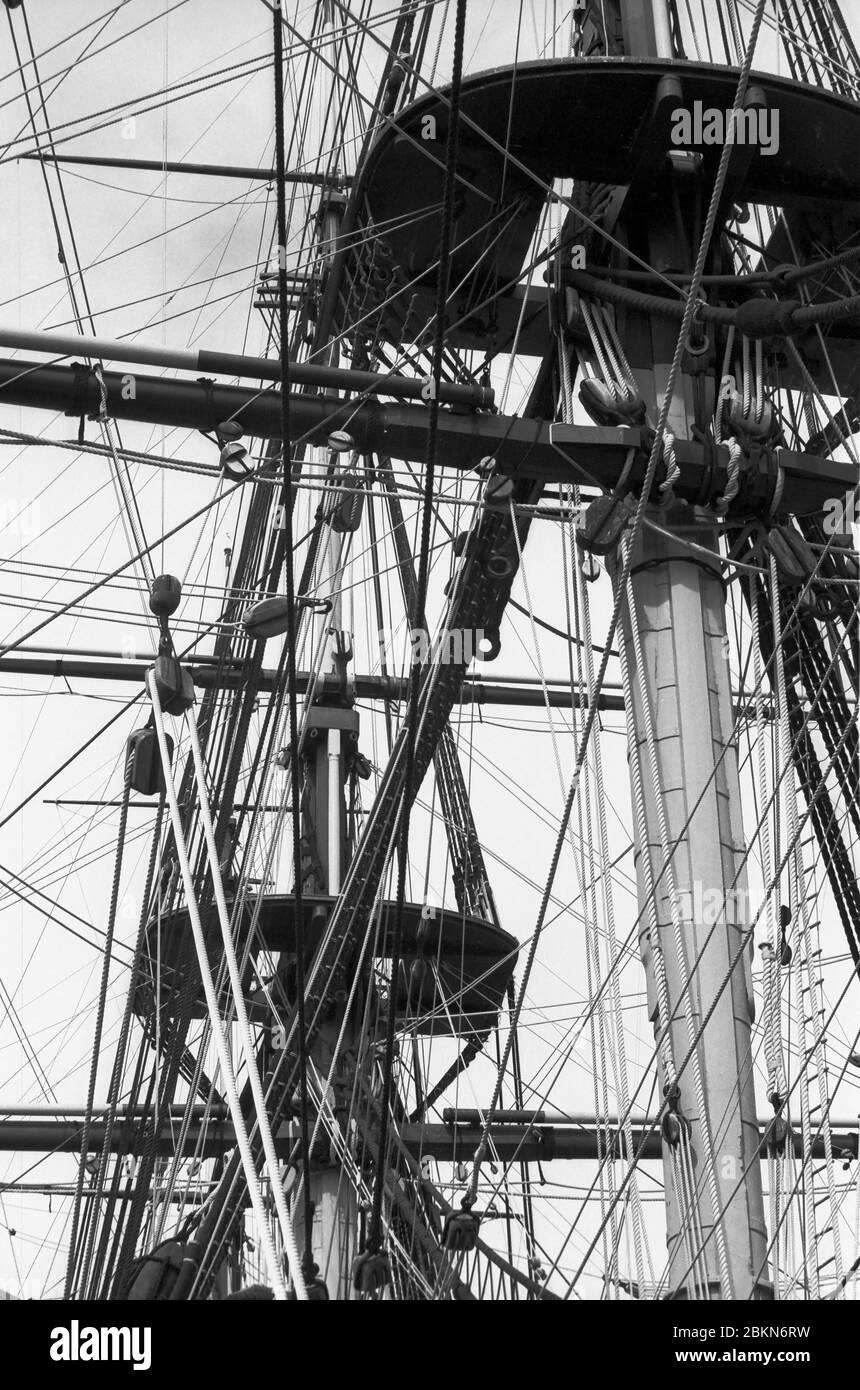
[557,594,859,1298]
[770,555,845,1293]
[147,670,301,1300]
[562,448,650,1293]
[83,791,167,1297]
[184,699,309,1297]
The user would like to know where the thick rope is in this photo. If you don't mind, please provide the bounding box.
[148,672,298,1300]
[185,702,309,1298]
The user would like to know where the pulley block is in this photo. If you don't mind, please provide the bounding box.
[779,903,793,967]
[149,573,182,621]
[242,593,330,640]
[766,524,817,585]
[661,1110,692,1148]
[765,1115,791,1159]
[124,1238,185,1300]
[351,1249,391,1294]
[149,575,183,672]
[579,550,601,582]
[579,378,646,428]
[329,473,365,532]
[408,956,429,989]
[127,726,173,797]
[219,440,251,479]
[153,654,196,716]
[452,529,479,560]
[481,470,516,508]
[441,1208,481,1252]
[723,387,776,440]
[576,493,637,555]
[243,595,293,640]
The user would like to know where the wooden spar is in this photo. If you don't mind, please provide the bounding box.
[0,1116,854,1163]
[0,355,849,512]
[20,152,349,186]
[0,654,778,719]
[0,325,492,408]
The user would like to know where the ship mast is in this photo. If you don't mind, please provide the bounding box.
[602,0,772,1300]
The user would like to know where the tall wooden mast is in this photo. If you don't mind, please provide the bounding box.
[610,0,770,1297]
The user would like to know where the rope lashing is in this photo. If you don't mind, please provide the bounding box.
[766,462,786,522]
[93,363,110,422]
[715,438,743,515]
[658,432,680,506]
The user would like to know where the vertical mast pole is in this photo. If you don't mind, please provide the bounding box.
[289,531,361,1299]
[611,0,772,1298]
[290,689,361,1299]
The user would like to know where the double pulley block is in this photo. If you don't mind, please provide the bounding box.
[126,574,195,797]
